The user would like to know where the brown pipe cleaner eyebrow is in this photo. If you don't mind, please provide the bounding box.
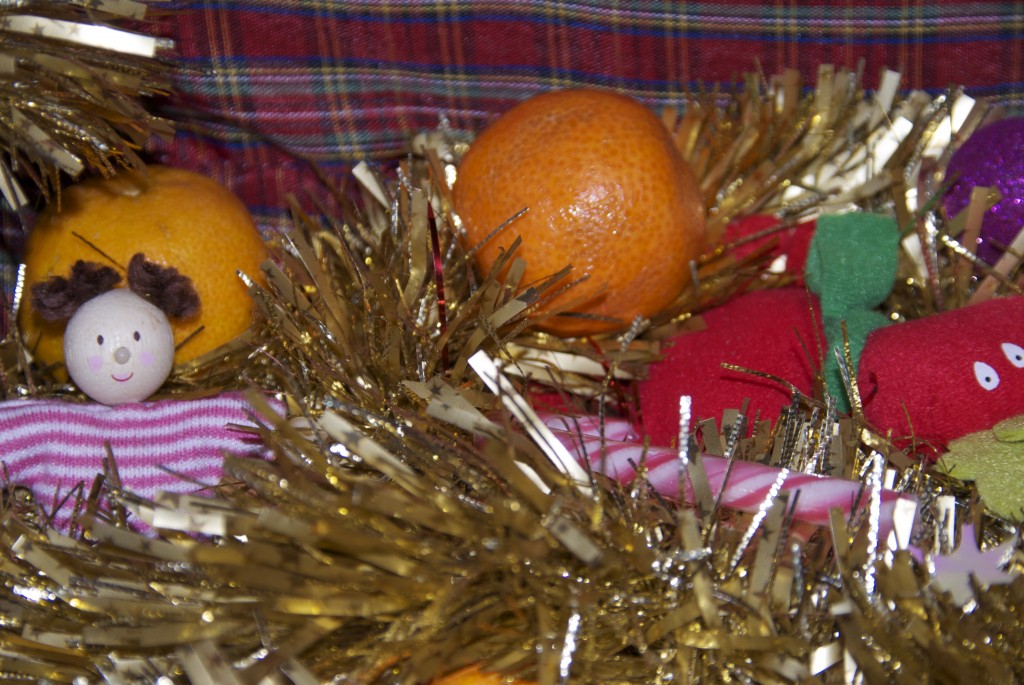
[126,253,200,319]
[30,253,201,322]
[30,260,122,322]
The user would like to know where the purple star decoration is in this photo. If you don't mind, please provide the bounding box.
[944,117,1024,265]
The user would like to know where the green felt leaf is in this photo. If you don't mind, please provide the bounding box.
[941,414,1024,519]
[992,414,1024,443]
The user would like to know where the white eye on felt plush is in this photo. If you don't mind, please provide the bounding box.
[63,289,175,405]
[973,361,1000,391]
[1003,342,1024,368]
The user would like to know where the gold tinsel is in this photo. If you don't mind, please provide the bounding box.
[0,0,173,216]
[0,66,1022,684]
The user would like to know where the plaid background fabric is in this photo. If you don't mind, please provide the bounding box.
[3,0,1024,298]
[152,0,1024,236]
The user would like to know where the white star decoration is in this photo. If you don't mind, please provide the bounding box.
[927,525,1019,606]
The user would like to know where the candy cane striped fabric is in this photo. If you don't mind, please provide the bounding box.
[543,415,908,532]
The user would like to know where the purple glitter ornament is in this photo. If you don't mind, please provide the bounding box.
[943,117,1024,265]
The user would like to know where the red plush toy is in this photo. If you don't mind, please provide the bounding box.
[858,296,1024,450]
[638,212,1024,458]
[641,210,891,442]
[638,287,822,443]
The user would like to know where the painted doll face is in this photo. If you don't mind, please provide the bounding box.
[63,289,175,405]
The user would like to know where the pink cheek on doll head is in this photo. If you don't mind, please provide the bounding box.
[140,350,155,368]
[88,355,103,372]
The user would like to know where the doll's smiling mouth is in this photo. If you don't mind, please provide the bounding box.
[112,373,134,383]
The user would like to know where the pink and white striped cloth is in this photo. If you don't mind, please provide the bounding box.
[0,393,273,526]
[539,413,912,532]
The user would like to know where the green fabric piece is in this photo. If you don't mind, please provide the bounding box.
[941,415,1024,519]
[805,213,900,411]
[994,416,1024,442]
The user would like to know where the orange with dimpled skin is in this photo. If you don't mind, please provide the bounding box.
[19,165,268,373]
[454,88,705,337]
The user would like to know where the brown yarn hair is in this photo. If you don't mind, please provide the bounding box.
[125,254,200,319]
[30,253,200,322]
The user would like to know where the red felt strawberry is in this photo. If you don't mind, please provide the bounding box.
[858,296,1024,452]
[638,287,822,444]
[638,212,1024,458]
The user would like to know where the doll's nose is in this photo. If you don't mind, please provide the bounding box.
[113,347,131,365]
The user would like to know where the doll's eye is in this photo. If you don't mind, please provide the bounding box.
[1002,342,1024,368]
[974,361,1000,391]
[96,335,104,345]
[133,331,141,342]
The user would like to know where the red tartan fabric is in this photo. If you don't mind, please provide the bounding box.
[149,1,1024,237]
[3,1,1024,298]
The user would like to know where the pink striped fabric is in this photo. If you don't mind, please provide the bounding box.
[537,412,641,443]
[546,419,909,532]
[0,393,273,527]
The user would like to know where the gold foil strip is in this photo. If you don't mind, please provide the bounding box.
[2,15,159,58]
[0,158,28,210]
[10,109,84,176]
[469,350,595,498]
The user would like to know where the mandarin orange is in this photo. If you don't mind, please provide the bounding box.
[453,88,705,337]
[19,165,268,371]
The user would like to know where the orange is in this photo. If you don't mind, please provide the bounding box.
[453,88,705,337]
[19,165,268,370]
